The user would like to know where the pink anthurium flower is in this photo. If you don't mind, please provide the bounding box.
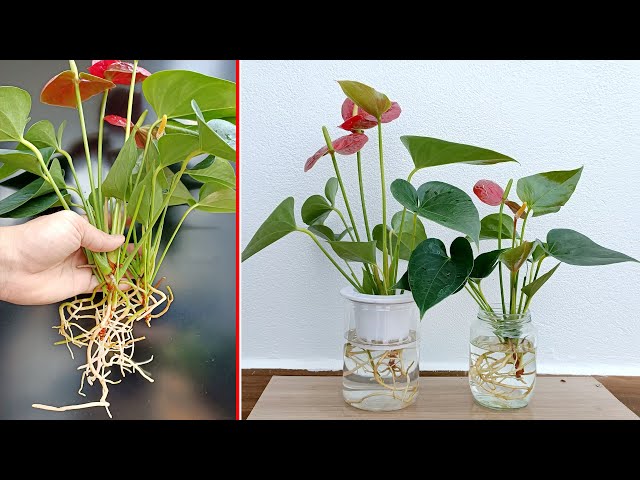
[89,60,151,85]
[473,179,504,206]
[104,115,148,148]
[339,98,402,131]
[41,71,115,108]
[304,133,368,172]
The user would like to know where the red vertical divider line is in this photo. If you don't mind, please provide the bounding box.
[235,59,241,420]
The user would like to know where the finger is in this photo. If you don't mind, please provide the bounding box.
[77,221,125,253]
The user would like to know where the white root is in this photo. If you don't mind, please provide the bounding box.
[34,283,174,417]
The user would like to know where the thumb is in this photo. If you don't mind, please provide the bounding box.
[77,221,125,252]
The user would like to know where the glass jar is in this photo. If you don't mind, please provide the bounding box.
[469,306,537,409]
[341,287,419,411]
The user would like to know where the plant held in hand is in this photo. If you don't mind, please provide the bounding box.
[0,60,236,417]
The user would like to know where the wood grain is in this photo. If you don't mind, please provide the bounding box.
[245,373,639,420]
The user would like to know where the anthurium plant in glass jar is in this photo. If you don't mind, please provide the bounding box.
[0,60,236,417]
[242,80,515,411]
[400,168,637,409]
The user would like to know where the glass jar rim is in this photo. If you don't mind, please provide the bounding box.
[477,304,532,323]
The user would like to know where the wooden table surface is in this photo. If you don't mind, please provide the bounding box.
[242,369,640,419]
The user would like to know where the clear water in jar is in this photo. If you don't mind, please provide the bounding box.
[469,335,536,409]
[342,329,419,411]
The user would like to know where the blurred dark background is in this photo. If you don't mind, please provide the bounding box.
[0,60,236,419]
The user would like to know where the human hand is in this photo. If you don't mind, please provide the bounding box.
[0,210,125,305]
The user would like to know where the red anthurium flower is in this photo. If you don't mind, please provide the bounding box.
[104,115,147,148]
[89,60,151,85]
[304,133,368,172]
[41,71,115,108]
[339,98,402,131]
[87,60,119,78]
[473,180,504,206]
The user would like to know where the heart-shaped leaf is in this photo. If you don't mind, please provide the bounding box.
[390,179,419,211]
[516,167,583,217]
[0,86,31,142]
[408,237,474,318]
[546,229,638,266]
[301,195,332,225]
[373,212,427,260]
[197,183,236,213]
[185,155,235,189]
[337,80,391,120]
[158,134,201,167]
[500,241,534,272]
[416,181,480,245]
[242,197,297,262]
[329,241,377,264]
[192,100,236,161]
[480,213,518,241]
[401,136,516,171]
[470,249,506,280]
[325,177,338,206]
[40,71,115,108]
[24,120,59,149]
[143,70,236,120]
[102,134,140,200]
[522,263,561,297]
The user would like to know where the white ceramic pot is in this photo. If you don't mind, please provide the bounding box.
[340,287,418,344]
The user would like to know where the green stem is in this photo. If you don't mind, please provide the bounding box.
[69,60,100,230]
[153,203,198,278]
[497,179,513,315]
[356,151,371,241]
[58,150,93,223]
[522,256,545,313]
[125,60,138,140]
[97,90,108,224]
[20,138,69,210]
[329,152,360,241]
[377,121,389,293]
[332,207,356,242]
[298,228,360,290]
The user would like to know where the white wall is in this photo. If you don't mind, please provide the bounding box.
[240,60,640,375]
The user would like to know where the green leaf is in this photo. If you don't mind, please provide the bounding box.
[142,70,236,120]
[197,183,236,213]
[373,212,427,260]
[2,192,66,218]
[401,136,516,171]
[102,134,139,200]
[361,268,377,294]
[242,197,297,262]
[0,86,31,142]
[416,181,480,245]
[57,120,66,147]
[480,213,518,240]
[470,249,506,280]
[308,224,335,241]
[390,179,419,211]
[337,80,391,119]
[301,195,332,225]
[531,241,549,262]
[329,241,377,264]
[158,133,201,167]
[500,241,534,272]
[162,168,195,207]
[336,228,353,240]
[0,158,65,216]
[408,237,474,318]
[24,120,58,149]
[546,229,638,266]
[516,167,583,217]
[522,263,561,297]
[325,177,338,206]
[185,155,236,188]
[192,100,236,161]
[0,149,42,176]
[393,271,411,291]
